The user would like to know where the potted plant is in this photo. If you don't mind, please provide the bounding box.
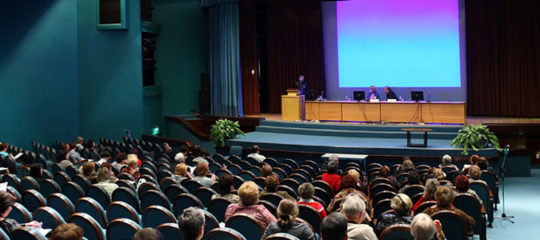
[210,119,245,147]
[451,124,502,155]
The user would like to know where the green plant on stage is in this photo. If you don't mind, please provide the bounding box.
[451,124,502,155]
[210,119,245,147]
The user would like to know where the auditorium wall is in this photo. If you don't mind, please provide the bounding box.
[153,0,209,117]
[0,0,79,148]
[77,0,144,140]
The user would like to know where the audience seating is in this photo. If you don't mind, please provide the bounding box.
[379,224,413,240]
[298,205,322,234]
[172,193,204,216]
[106,218,142,240]
[205,228,247,240]
[453,193,486,240]
[431,210,468,240]
[47,193,75,220]
[142,205,177,228]
[32,206,65,229]
[0,228,8,240]
[112,187,141,213]
[207,197,233,222]
[11,227,47,240]
[7,202,32,223]
[226,214,266,240]
[22,189,47,212]
[156,223,184,240]
[75,197,108,228]
[106,201,141,225]
[68,212,106,240]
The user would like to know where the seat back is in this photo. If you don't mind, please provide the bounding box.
[470,181,490,213]
[369,183,396,198]
[183,179,203,193]
[47,193,75,220]
[22,189,47,212]
[164,184,188,202]
[7,202,32,223]
[156,223,184,240]
[68,212,106,240]
[205,228,247,240]
[372,190,396,207]
[173,193,204,216]
[453,193,483,234]
[204,210,220,235]
[0,226,8,240]
[414,201,437,215]
[32,206,65,229]
[141,189,171,211]
[107,201,141,225]
[208,197,233,222]
[21,176,40,192]
[54,172,71,189]
[260,193,284,207]
[106,218,142,240]
[72,174,92,193]
[226,213,265,240]
[277,185,298,199]
[431,210,467,240]
[40,179,61,198]
[313,187,331,207]
[62,181,85,204]
[87,185,111,209]
[264,233,301,240]
[298,205,322,233]
[11,227,47,240]
[401,185,425,199]
[194,187,217,207]
[75,197,107,228]
[379,224,413,240]
[112,187,141,213]
[142,205,177,228]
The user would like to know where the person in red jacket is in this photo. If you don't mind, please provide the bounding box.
[298,182,327,218]
[322,160,341,193]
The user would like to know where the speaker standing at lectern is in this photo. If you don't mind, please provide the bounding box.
[295,74,308,95]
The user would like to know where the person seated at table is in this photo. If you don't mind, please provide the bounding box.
[375,193,413,235]
[384,86,397,100]
[262,198,317,240]
[367,85,380,101]
[0,192,41,236]
[297,183,327,218]
[225,181,277,228]
[423,187,475,228]
[48,223,84,240]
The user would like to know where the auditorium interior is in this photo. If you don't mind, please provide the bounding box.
[1,0,540,240]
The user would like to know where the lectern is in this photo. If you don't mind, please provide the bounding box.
[281,89,305,121]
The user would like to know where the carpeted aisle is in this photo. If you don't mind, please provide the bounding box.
[487,169,540,239]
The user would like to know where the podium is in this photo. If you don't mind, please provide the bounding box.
[281,89,305,121]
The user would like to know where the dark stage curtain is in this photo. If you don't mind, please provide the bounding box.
[239,0,260,115]
[466,0,540,117]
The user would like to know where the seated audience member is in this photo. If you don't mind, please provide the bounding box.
[401,171,422,190]
[297,183,327,218]
[476,157,489,171]
[411,213,445,240]
[112,152,127,172]
[347,169,365,190]
[99,162,117,182]
[75,137,85,150]
[247,145,265,164]
[95,166,118,196]
[375,193,413,235]
[379,165,399,189]
[412,178,439,213]
[467,165,486,184]
[96,150,112,166]
[225,181,277,228]
[321,212,348,240]
[432,168,446,182]
[262,198,316,240]
[0,192,40,236]
[396,158,415,175]
[0,143,10,158]
[68,142,83,162]
[439,154,458,170]
[454,175,482,204]
[48,223,84,240]
[29,163,42,181]
[423,187,475,227]
[192,147,210,165]
[81,162,97,184]
[212,174,240,202]
[174,145,189,162]
[193,162,216,188]
[125,155,139,176]
[322,160,341,193]
[127,153,141,167]
[341,194,377,240]
[464,154,486,172]
[178,207,205,240]
[161,142,175,161]
[132,228,163,240]
[56,149,74,170]
[328,175,368,212]
[261,164,273,178]
[260,174,292,199]
[173,163,192,183]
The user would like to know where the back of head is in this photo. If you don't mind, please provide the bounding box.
[100,150,111,159]
[442,154,452,165]
[340,174,357,190]
[132,228,163,240]
[327,160,339,174]
[434,186,454,207]
[468,165,482,180]
[391,193,412,216]
[432,168,445,180]
[379,165,391,177]
[265,174,280,192]
[218,174,234,195]
[407,171,421,185]
[298,182,315,200]
[238,181,259,206]
[277,198,299,228]
[82,162,95,177]
[30,163,42,179]
[321,212,348,240]
[411,213,436,240]
[329,155,339,162]
[454,175,470,192]
[424,178,440,198]
[348,169,360,182]
[252,145,260,154]
[56,149,69,161]
[0,192,16,215]
[180,145,189,153]
[476,157,489,170]
[178,207,205,240]
[341,194,365,219]
[48,223,84,240]
[402,159,414,171]
[261,164,273,177]
[194,162,209,177]
[126,154,139,167]
[96,166,111,182]
[175,163,188,176]
[0,143,7,151]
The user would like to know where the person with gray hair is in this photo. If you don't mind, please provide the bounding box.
[132,228,163,240]
[178,207,205,240]
[412,178,439,213]
[439,154,458,170]
[410,213,445,240]
[340,194,377,240]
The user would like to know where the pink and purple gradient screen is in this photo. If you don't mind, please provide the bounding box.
[337,0,461,87]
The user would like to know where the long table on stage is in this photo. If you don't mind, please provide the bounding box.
[305,101,466,124]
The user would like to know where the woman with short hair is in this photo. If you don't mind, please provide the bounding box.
[225,181,276,228]
[261,198,316,240]
[48,223,84,240]
[193,162,216,188]
[95,166,119,196]
[423,187,475,228]
[173,163,191,183]
[412,178,439,213]
[297,183,327,218]
[212,174,239,203]
[375,193,413,235]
